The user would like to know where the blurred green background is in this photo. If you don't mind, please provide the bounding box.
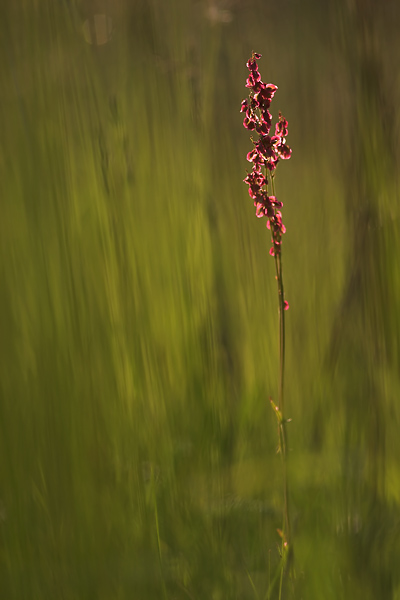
[1,0,399,598]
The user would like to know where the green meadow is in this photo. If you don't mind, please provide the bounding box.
[1,1,399,598]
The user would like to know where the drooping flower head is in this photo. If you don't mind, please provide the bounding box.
[241,52,292,258]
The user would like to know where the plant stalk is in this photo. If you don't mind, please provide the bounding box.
[270,176,291,572]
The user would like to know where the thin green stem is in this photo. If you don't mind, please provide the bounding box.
[275,251,290,547]
[270,174,291,572]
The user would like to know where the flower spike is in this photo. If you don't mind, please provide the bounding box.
[241,53,292,260]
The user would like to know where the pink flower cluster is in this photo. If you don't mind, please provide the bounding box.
[241,52,292,258]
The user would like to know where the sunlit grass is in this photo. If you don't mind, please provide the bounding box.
[1,1,400,599]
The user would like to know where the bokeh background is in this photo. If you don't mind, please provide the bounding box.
[1,0,400,598]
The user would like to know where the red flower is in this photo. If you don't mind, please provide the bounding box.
[241,52,292,259]
[275,112,289,138]
[240,99,248,113]
[246,52,262,71]
[243,113,257,130]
